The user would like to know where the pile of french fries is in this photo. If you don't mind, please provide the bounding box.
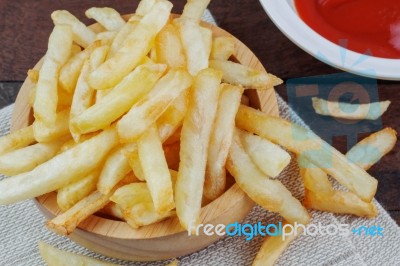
[0,0,396,265]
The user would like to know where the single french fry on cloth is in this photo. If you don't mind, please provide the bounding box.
[311,97,391,120]
[71,64,166,135]
[204,84,244,201]
[33,25,73,125]
[51,10,96,48]
[155,24,186,68]
[88,0,172,90]
[70,45,109,141]
[181,0,211,21]
[39,241,118,266]
[57,170,100,212]
[0,140,63,176]
[85,7,125,31]
[33,109,71,143]
[236,105,378,202]
[253,222,304,266]
[117,68,192,142]
[0,127,118,205]
[227,129,310,225]
[138,124,175,214]
[174,17,210,75]
[239,129,291,178]
[302,127,397,217]
[210,36,235,60]
[97,146,133,195]
[0,125,35,155]
[175,68,222,230]
[59,41,101,94]
[209,59,283,90]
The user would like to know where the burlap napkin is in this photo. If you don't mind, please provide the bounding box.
[0,10,399,266]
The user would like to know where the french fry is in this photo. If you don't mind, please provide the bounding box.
[0,127,118,205]
[123,202,175,228]
[57,88,74,111]
[99,202,124,220]
[312,97,391,120]
[209,60,283,90]
[59,41,101,93]
[47,190,111,235]
[210,36,235,60]
[236,105,378,202]
[88,1,172,90]
[124,146,146,181]
[110,183,152,209]
[155,24,186,68]
[0,140,63,176]
[71,44,82,55]
[70,45,108,141]
[136,0,157,16]
[27,69,39,84]
[138,125,175,214]
[51,10,96,48]
[108,15,141,58]
[57,170,99,212]
[204,84,244,201]
[253,222,304,266]
[34,25,73,125]
[71,64,166,135]
[94,31,117,46]
[239,129,291,178]
[227,130,310,224]
[117,68,192,142]
[29,86,37,107]
[181,0,211,21]
[174,17,209,75]
[175,68,222,230]
[85,7,125,31]
[201,26,212,60]
[33,109,71,143]
[97,146,133,195]
[39,241,118,266]
[0,126,35,155]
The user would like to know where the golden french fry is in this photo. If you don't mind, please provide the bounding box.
[0,140,63,176]
[89,1,172,90]
[108,15,141,58]
[0,127,118,205]
[85,7,125,31]
[167,260,179,266]
[181,0,211,21]
[27,69,39,84]
[138,125,175,214]
[29,86,37,107]
[57,170,99,212]
[99,202,124,220]
[59,41,101,93]
[200,26,212,60]
[123,202,175,228]
[0,126,35,155]
[124,146,146,181]
[47,190,111,235]
[51,10,96,48]
[204,84,244,201]
[71,64,166,135]
[175,68,222,230]
[227,130,310,224]
[210,36,235,60]
[156,91,189,142]
[155,24,186,68]
[110,183,152,209]
[34,25,73,125]
[236,105,378,202]
[239,129,291,178]
[39,241,118,266]
[97,146,133,195]
[312,97,391,120]
[94,31,117,46]
[33,109,70,143]
[209,60,283,90]
[117,68,192,142]
[174,17,209,75]
[57,87,74,111]
[71,44,82,55]
[136,0,157,16]
[253,222,304,266]
[70,45,108,141]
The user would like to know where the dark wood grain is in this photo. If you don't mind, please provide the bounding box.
[0,0,398,225]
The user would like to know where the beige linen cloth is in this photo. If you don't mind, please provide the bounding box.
[0,10,399,266]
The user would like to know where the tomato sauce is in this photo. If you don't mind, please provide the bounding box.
[294,0,400,59]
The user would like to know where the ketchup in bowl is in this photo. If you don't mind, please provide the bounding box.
[294,0,400,59]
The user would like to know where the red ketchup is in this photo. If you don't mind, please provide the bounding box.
[294,0,400,59]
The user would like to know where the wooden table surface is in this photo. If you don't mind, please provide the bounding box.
[0,0,398,225]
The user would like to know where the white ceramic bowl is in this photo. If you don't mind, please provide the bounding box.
[260,0,400,80]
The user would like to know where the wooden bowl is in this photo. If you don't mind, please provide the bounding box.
[10,15,279,261]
